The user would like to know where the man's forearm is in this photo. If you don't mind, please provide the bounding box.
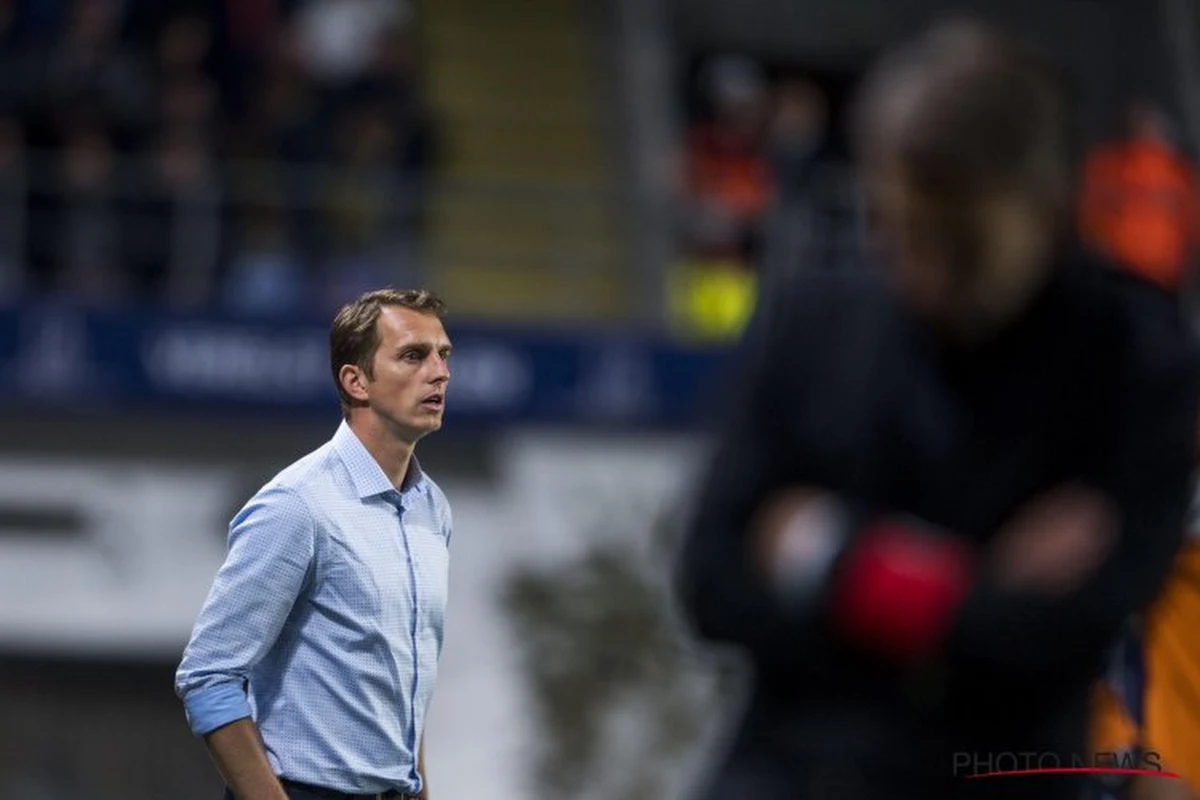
[204,718,289,800]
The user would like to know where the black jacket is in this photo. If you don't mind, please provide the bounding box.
[679,256,1200,799]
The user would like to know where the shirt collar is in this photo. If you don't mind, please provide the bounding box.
[332,421,425,501]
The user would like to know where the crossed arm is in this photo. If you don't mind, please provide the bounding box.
[679,280,1199,691]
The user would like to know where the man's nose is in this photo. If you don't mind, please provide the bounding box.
[430,358,450,383]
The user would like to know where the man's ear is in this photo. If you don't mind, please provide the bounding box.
[339,364,370,404]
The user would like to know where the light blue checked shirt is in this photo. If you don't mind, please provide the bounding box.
[176,422,452,796]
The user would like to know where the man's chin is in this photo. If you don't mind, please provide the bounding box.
[411,413,444,435]
[379,412,442,443]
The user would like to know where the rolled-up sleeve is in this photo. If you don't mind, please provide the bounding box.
[175,485,316,736]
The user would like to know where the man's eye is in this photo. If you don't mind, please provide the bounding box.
[403,351,422,362]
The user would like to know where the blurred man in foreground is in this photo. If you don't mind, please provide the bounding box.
[678,20,1200,800]
[177,289,454,800]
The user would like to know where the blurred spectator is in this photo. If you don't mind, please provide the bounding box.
[321,100,420,306]
[37,0,150,141]
[679,54,772,267]
[669,55,771,341]
[1078,100,1200,292]
[355,22,433,175]
[55,122,125,305]
[153,13,218,135]
[223,199,307,316]
[767,77,828,203]
[235,41,324,261]
[225,0,281,56]
[158,71,220,139]
[760,76,862,279]
[128,126,222,307]
[156,13,212,77]
[760,76,828,281]
[0,0,42,115]
[293,0,408,87]
[0,116,26,299]
[244,40,321,163]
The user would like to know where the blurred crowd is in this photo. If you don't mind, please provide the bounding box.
[0,0,433,316]
[678,55,835,270]
[670,54,859,338]
[672,52,1200,338]
[4,5,1197,335]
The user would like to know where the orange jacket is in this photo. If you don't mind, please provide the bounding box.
[1079,138,1200,290]
[685,123,773,220]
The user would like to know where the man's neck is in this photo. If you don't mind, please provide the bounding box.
[348,414,417,490]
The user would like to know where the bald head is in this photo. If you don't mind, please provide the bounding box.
[855,19,1070,201]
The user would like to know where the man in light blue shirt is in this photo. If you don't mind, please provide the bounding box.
[177,289,454,800]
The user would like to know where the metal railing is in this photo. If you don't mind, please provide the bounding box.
[2,148,863,331]
[0,152,629,320]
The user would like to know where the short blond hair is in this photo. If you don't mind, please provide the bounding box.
[330,288,447,414]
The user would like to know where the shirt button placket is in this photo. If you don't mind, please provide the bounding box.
[392,490,422,764]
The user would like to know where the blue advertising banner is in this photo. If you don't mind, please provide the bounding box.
[0,305,733,429]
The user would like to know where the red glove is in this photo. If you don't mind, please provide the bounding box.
[827,519,975,664]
